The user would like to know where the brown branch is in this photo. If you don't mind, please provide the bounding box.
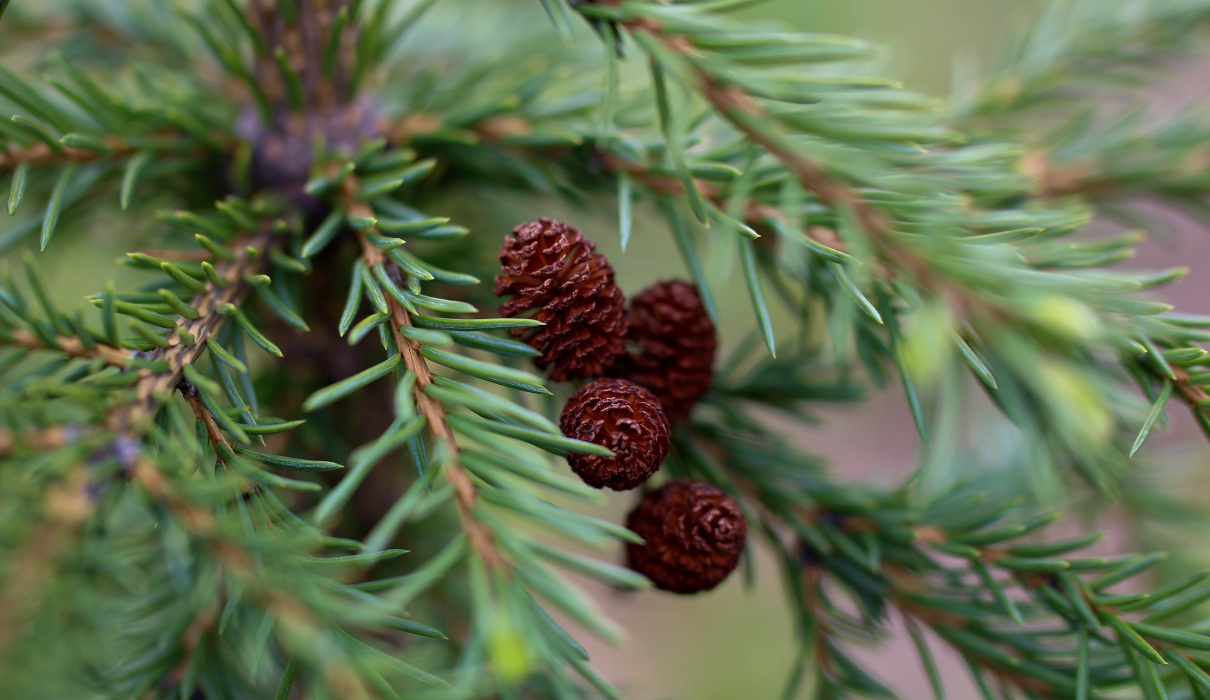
[1021,140,1210,201]
[0,425,75,458]
[1156,365,1210,443]
[248,0,358,112]
[0,467,93,658]
[598,150,788,234]
[383,109,844,256]
[342,181,505,569]
[127,450,372,697]
[0,139,133,172]
[608,12,878,229]
[6,328,132,367]
[1172,367,1208,412]
[115,228,275,433]
[386,298,504,569]
[0,134,237,177]
[184,388,233,455]
[1019,150,1103,199]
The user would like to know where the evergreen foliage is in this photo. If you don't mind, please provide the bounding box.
[0,0,1209,697]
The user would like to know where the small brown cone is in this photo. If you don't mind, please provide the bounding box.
[494,218,627,382]
[625,480,747,594]
[612,280,716,420]
[559,378,670,491]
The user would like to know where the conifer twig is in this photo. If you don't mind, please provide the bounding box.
[597,150,794,234]
[183,385,233,455]
[1172,368,1210,412]
[0,139,135,171]
[0,425,75,457]
[623,19,960,295]
[123,451,372,697]
[0,466,92,658]
[343,181,505,569]
[5,328,131,367]
[247,0,358,111]
[116,228,276,432]
[383,110,838,249]
[591,8,876,223]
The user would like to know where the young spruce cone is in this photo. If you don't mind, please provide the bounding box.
[495,218,627,381]
[559,378,670,491]
[625,480,747,594]
[612,280,717,420]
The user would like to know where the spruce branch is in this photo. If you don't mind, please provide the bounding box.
[0,462,92,661]
[0,138,135,171]
[246,0,359,111]
[382,107,840,255]
[699,414,1210,698]
[4,327,130,367]
[120,449,384,699]
[1022,110,1210,207]
[681,339,1210,697]
[5,0,1210,696]
[117,226,277,432]
[565,0,1210,478]
[0,425,75,458]
[344,180,506,570]
[601,6,965,307]
[183,382,233,455]
[956,1,1210,216]
[953,0,1210,124]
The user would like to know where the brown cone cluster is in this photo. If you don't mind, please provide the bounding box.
[625,480,747,594]
[559,379,671,491]
[495,218,627,381]
[611,280,716,421]
[494,221,741,594]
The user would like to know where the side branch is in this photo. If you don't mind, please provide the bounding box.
[0,140,133,172]
[184,387,233,455]
[248,0,358,111]
[116,229,275,431]
[345,186,504,569]
[5,328,131,367]
[383,110,842,252]
[0,425,75,457]
[616,18,983,316]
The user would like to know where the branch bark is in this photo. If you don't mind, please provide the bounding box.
[0,139,133,172]
[116,228,275,433]
[6,328,131,367]
[344,182,506,569]
[248,0,358,112]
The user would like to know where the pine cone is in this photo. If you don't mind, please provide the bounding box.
[612,280,716,420]
[559,378,670,491]
[625,480,747,594]
[495,218,627,382]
